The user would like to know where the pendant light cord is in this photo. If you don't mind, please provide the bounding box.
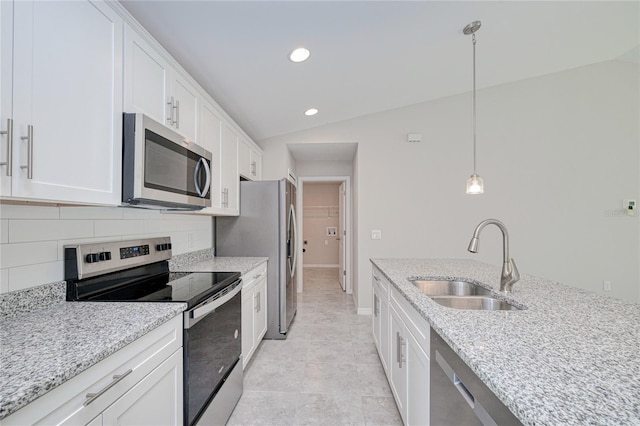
[472,33,477,175]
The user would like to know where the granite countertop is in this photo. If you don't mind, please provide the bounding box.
[370,258,640,426]
[170,254,268,275]
[0,301,185,419]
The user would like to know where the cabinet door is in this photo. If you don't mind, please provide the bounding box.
[199,100,222,210]
[221,123,239,214]
[11,0,122,205]
[123,24,170,126]
[238,137,251,179]
[171,72,198,142]
[389,304,407,424]
[254,276,268,341]
[250,148,262,180]
[241,288,255,369]
[102,350,183,426]
[0,0,12,196]
[406,328,430,426]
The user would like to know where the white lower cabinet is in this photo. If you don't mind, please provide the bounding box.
[241,262,268,368]
[0,316,183,426]
[372,265,430,426]
[372,270,390,373]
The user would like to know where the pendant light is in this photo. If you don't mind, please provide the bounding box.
[464,20,484,195]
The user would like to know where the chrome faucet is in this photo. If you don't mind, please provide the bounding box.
[468,219,520,293]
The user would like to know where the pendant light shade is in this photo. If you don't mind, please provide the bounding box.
[466,174,484,194]
[464,20,484,195]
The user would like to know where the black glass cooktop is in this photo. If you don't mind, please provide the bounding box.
[67,262,241,309]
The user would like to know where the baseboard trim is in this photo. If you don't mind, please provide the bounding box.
[357,308,373,315]
[303,264,339,268]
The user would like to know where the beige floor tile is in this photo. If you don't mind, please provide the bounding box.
[229,267,400,425]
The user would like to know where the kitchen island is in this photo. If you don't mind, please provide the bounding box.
[371,258,640,426]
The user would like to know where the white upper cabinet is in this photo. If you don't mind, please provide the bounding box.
[0,0,13,197]
[198,99,223,211]
[238,137,262,181]
[3,0,123,205]
[221,123,239,214]
[123,24,198,143]
[123,25,170,126]
[171,72,198,142]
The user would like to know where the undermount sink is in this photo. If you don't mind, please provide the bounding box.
[411,279,521,311]
[411,280,492,297]
[431,296,521,311]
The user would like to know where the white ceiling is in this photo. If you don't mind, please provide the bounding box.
[120,1,639,143]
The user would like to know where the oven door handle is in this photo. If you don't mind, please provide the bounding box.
[186,280,242,328]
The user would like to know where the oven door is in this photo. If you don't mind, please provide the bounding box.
[183,281,242,426]
[123,113,212,210]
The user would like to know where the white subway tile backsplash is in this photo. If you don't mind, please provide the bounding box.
[9,261,64,292]
[60,206,124,220]
[1,220,7,244]
[94,220,144,237]
[0,205,60,220]
[9,220,94,243]
[0,205,213,294]
[0,241,58,268]
[0,269,8,293]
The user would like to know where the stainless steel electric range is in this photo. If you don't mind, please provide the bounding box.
[65,237,242,426]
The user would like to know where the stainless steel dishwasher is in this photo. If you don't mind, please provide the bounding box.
[430,331,522,426]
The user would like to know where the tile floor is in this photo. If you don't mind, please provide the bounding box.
[227,267,402,426]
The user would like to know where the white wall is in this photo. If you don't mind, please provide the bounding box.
[0,205,212,293]
[259,60,640,309]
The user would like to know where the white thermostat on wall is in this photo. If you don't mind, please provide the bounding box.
[623,199,636,216]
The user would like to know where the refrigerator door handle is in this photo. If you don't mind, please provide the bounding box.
[289,204,298,278]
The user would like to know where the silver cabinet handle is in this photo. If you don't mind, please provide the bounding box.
[84,369,133,406]
[373,275,380,282]
[373,294,378,317]
[251,161,256,176]
[167,96,175,125]
[175,99,180,129]
[396,332,406,368]
[0,118,12,176]
[253,273,262,279]
[20,125,33,179]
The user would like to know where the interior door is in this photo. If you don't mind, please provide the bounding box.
[338,182,346,291]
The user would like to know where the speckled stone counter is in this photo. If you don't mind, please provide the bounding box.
[0,301,185,419]
[370,258,640,426]
[170,254,268,276]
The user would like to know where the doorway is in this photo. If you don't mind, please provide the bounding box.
[297,176,352,295]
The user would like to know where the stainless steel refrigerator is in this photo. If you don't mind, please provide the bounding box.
[216,179,297,339]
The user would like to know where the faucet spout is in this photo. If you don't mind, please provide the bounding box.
[467,219,520,293]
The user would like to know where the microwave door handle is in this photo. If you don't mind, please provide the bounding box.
[201,158,211,197]
[193,158,211,198]
[194,159,203,196]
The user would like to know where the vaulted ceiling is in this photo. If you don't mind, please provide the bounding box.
[120,1,639,142]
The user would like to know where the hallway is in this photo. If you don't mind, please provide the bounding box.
[227,268,402,425]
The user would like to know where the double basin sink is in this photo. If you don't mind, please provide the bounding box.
[412,280,521,311]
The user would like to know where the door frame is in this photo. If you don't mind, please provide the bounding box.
[296,176,352,294]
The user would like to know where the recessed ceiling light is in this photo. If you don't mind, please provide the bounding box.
[304,108,318,116]
[289,47,310,63]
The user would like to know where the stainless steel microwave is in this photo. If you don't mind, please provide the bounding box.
[122,113,212,210]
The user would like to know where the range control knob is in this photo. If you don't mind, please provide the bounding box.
[156,243,172,251]
[99,251,111,261]
[85,253,100,263]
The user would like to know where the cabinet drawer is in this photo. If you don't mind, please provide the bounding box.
[390,285,430,357]
[372,266,389,296]
[242,263,267,291]
[2,316,182,426]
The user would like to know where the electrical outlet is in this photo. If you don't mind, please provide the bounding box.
[371,230,382,240]
[603,280,612,291]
